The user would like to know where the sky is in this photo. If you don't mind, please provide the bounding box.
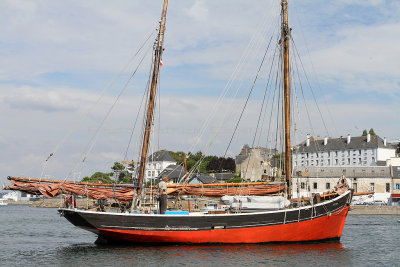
[1,0,399,186]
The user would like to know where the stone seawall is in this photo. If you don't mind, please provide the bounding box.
[6,198,97,209]
[349,206,400,215]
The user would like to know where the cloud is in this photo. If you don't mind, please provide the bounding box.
[335,0,385,6]
[3,86,80,112]
[186,1,209,21]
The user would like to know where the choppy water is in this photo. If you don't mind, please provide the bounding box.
[0,205,399,266]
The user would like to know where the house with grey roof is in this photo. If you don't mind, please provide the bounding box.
[145,151,176,182]
[189,174,218,184]
[156,164,186,183]
[210,173,235,182]
[292,133,396,168]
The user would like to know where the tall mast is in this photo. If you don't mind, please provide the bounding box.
[137,0,168,195]
[282,0,291,197]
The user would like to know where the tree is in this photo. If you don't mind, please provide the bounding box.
[82,172,113,184]
[168,151,185,164]
[199,156,217,173]
[227,175,243,183]
[206,157,220,172]
[186,151,203,171]
[369,128,376,136]
[111,162,132,184]
[206,157,235,172]
[362,129,368,136]
[223,157,236,172]
[111,161,125,172]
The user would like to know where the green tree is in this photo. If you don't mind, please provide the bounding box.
[199,156,217,172]
[111,161,132,183]
[186,151,203,171]
[82,172,113,184]
[362,129,368,136]
[227,175,243,183]
[168,151,185,164]
[369,128,376,135]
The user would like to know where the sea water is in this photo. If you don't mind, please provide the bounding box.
[0,205,399,266]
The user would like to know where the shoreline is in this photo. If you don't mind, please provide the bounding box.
[4,199,400,215]
[348,205,400,215]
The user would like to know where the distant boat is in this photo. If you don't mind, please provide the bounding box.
[0,199,7,206]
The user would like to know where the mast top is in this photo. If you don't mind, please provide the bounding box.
[136,0,169,195]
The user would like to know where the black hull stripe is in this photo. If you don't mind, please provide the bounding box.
[60,191,352,232]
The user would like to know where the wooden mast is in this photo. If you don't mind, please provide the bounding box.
[137,0,168,195]
[282,0,291,197]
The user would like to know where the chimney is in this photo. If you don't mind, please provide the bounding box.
[384,137,387,146]
[306,134,310,147]
[324,137,328,146]
[367,133,371,143]
[347,134,351,144]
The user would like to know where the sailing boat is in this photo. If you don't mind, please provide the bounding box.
[3,0,359,243]
[50,0,353,244]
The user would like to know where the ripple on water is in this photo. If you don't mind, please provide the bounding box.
[0,205,399,266]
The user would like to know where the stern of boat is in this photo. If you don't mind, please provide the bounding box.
[58,208,100,235]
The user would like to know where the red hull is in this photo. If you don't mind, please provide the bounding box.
[98,206,349,243]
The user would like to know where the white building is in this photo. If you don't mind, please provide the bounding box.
[293,134,396,168]
[0,191,39,201]
[292,166,392,202]
[145,151,176,182]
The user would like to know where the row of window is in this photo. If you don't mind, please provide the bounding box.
[297,182,392,193]
[295,150,374,159]
[295,156,376,166]
[298,182,331,190]
[146,170,160,177]
[147,163,162,169]
[295,160,370,167]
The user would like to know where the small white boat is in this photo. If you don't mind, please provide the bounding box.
[0,199,8,206]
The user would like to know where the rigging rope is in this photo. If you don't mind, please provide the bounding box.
[242,42,279,180]
[67,43,154,181]
[39,29,156,180]
[123,57,154,162]
[177,3,282,183]
[222,35,273,159]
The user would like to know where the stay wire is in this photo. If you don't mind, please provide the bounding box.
[67,43,154,181]
[182,2,281,178]
[222,36,272,159]
[123,51,156,162]
[291,38,330,137]
[242,38,278,180]
[40,29,156,180]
